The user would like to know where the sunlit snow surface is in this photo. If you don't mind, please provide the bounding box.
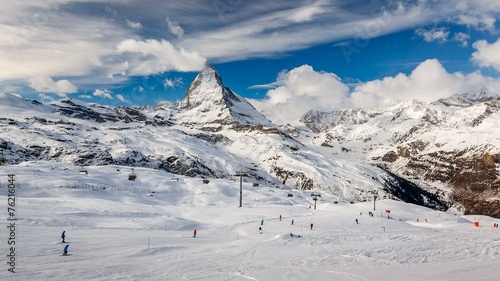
[1,161,499,281]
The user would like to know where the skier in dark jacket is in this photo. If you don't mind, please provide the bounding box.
[61,231,66,243]
[63,244,69,256]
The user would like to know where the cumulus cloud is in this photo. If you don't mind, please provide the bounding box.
[351,59,500,108]
[28,77,78,96]
[250,60,500,125]
[249,65,349,126]
[116,39,206,75]
[415,27,449,43]
[166,17,184,38]
[93,89,113,99]
[471,39,500,71]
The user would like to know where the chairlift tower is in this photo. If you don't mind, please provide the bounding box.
[234,172,246,207]
[372,190,379,211]
[313,195,318,209]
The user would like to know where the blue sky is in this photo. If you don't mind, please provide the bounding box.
[1,0,500,124]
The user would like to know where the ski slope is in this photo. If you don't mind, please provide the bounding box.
[1,161,499,281]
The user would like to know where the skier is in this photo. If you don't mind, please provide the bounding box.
[61,231,66,243]
[355,218,359,224]
[193,229,197,238]
[261,219,264,226]
[310,223,313,230]
[279,215,282,221]
[259,226,262,234]
[291,219,294,225]
[62,244,69,256]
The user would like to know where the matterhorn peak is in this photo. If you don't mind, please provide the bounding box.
[179,62,229,110]
[177,64,273,126]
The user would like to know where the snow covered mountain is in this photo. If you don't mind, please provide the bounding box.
[8,64,500,216]
[299,95,500,217]
[177,62,273,127]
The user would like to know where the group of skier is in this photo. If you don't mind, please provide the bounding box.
[61,231,69,256]
[258,215,315,235]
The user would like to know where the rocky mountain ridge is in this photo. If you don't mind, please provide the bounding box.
[3,64,496,216]
[299,95,500,217]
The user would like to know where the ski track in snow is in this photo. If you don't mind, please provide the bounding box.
[1,162,499,281]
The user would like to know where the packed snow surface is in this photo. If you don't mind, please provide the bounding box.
[1,161,499,281]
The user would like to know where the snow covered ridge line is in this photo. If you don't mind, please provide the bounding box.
[6,174,17,274]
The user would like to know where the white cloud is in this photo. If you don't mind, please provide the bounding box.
[2,0,500,102]
[453,32,470,47]
[116,94,126,102]
[116,39,206,75]
[0,2,129,89]
[351,59,500,108]
[166,17,184,38]
[250,60,500,125]
[180,1,440,61]
[471,39,500,71]
[163,77,183,89]
[456,14,496,31]
[28,77,78,96]
[93,89,113,99]
[249,65,349,126]
[78,94,93,99]
[126,19,143,30]
[415,27,449,43]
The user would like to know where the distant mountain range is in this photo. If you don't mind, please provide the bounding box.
[299,91,500,217]
[1,64,499,217]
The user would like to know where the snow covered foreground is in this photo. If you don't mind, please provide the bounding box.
[1,162,499,281]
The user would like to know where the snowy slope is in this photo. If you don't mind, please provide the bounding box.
[0,162,498,281]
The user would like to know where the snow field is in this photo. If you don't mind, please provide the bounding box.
[1,161,499,281]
